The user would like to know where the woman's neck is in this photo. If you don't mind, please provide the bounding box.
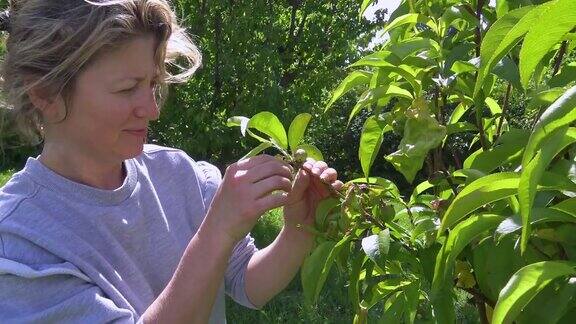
[39,142,125,190]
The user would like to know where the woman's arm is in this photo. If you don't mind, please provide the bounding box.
[141,219,236,323]
[244,160,342,308]
[244,223,314,309]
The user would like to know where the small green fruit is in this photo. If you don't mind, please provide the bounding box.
[293,148,307,163]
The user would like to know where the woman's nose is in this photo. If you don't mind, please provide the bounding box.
[134,88,160,120]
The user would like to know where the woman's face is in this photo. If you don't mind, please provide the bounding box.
[46,35,160,163]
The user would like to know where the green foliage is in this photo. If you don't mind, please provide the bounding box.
[232,0,576,322]
[150,0,380,166]
[0,169,14,187]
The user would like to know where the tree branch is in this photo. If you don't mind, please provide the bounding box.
[460,286,495,309]
[475,0,485,57]
[552,41,568,76]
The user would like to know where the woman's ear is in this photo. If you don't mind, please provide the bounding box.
[27,84,67,123]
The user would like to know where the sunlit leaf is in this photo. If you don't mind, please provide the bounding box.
[326,71,372,112]
[519,0,576,87]
[247,111,288,149]
[492,261,576,324]
[359,116,392,179]
[288,113,312,152]
[386,113,446,183]
[475,5,546,97]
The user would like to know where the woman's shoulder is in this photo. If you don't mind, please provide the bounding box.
[0,171,40,225]
[137,144,222,187]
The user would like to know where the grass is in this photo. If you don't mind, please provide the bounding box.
[0,169,14,187]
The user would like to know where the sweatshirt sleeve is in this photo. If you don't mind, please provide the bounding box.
[196,161,260,310]
[0,234,137,323]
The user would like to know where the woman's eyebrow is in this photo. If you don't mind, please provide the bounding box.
[114,74,160,82]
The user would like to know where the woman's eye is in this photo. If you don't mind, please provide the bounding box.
[120,86,137,93]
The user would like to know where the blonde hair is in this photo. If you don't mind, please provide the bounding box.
[0,0,201,143]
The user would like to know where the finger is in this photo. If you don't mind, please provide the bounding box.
[332,180,344,191]
[302,158,316,171]
[236,154,277,169]
[248,160,294,183]
[319,168,338,183]
[253,175,293,199]
[255,192,290,214]
[311,161,328,177]
[287,168,310,202]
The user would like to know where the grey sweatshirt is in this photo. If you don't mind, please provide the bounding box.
[0,145,258,323]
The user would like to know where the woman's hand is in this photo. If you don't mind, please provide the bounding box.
[203,155,294,244]
[283,158,344,231]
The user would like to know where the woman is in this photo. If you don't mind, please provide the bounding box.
[0,1,342,323]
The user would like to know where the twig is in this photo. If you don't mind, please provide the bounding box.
[495,82,512,141]
[443,171,459,196]
[477,298,490,324]
[474,0,485,57]
[459,286,495,309]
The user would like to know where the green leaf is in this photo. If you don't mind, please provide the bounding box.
[382,13,434,35]
[496,0,534,18]
[519,0,576,87]
[475,5,546,97]
[295,144,324,162]
[386,113,446,183]
[473,237,528,303]
[432,214,505,296]
[439,169,576,234]
[302,237,351,306]
[485,97,503,116]
[241,142,272,160]
[349,252,367,313]
[326,71,372,111]
[348,85,413,124]
[378,292,406,324]
[448,102,471,124]
[349,51,402,68]
[523,87,576,166]
[315,197,340,230]
[438,173,519,233]
[496,207,576,239]
[361,229,390,270]
[387,37,441,60]
[359,116,392,179]
[520,88,576,253]
[515,277,576,324]
[549,61,576,88]
[519,127,576,253]
[288,113,312,152]
[525,88,566,114]
[493,56,523,92]
[463,129,529,173]
[409,180,434,205]
[348,177,401,199]
[445,122,477,135]
[302,241,335,305]
[492,261,576,324]
[226,116,250,136]
[348,61,421,96]
[247,111,288,149]
[551,197,576,217]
